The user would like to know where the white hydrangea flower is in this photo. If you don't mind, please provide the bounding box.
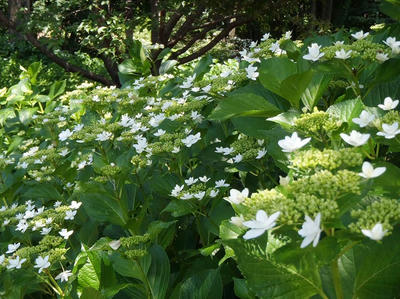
[256,148,267,159]
[378,97,399,110]
[376,53,389,63]
[340,130,370,146]
[64,210,77,220]
[245,65,259,80]
[55,270,73,282]
[362,223,387,241]
[303,43,324,61]
[225,188,249,205]
[59,228,74,240]
[34,255,50,273]
[278,132,311,152]
[181,133,201,147]
[6,243,20,254]
[95,131,113,141]
[377,122,400,139]
[335,49,352,60]
[7,256,26,270]
[298,213,322,248]
[351,30,369,40]
[58,129,73,141]
[243,210,280,239]
[352,110,375,127]
[358,161,386,179]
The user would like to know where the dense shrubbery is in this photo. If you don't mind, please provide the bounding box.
[1,20,400,299]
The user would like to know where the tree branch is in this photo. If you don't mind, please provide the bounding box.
[150,0,160,44]
[0,10,115,86]
[177,18,248,65]
[167,6,204,48]
[160,11,182,45]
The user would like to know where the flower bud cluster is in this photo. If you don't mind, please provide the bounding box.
[350,198,400,234]
[294,109,340,138]
[290,148,363,172]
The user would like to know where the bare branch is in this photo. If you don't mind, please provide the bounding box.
[177,18,248,65]
[0,11,115,86]
[167,6,205,48]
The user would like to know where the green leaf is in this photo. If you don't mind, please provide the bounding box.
[280,70,314,108]
[380,0,400,21]
[147,245,170,299]
[77,184,128,226]
[193,54,213,79]
[209,93,281,121]
[22,184,63,201]
[156,48,172,61]
[373,58,400,84]
[224,238,326,298]
[78,251,102,290]
[231,117,274,138]
[372,162,400,197]
[162,199,196,217]
[18,108,38,126]
[301,73,332,110]
[363,76,400,107]
[327,98,364,123]
[171,269,223,299]
[339,229,400,298]
[0,108,15,126]
[259,58,313,108]
[48,80,66,100]
[109,253,148,280]
[233,278,256,299]
[267,110,300,130]
[259,57,297,93]
[118,59,141,75]
[159,60,178,75]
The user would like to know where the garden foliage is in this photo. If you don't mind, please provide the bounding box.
[0,24,400,299]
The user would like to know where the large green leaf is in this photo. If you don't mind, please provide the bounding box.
[259,57,297,94]
[339,230,400,298]
[301,73,332,110]
[147,245,170,299]
[380,0,400,21]
[363,76,400,107]
[171,269,223,299]
[48,80,66,100]
[326,98,364,124]
[77,184,128,226]
[279,70,314,108]
[209,93,281,121]
[78,251,102,291]
[22,184,63,201]
[259,57,314,108]
[224,238,327,299]
[193,54,213,79]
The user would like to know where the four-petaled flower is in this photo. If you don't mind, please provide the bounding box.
[7,256,26,270]
[181,133,201,147]
[245,65,259,80]
[278,132,311,152]
[352,110,375,127]
[377,122,400,139]
[335,49,352,60]
[34,255,50,273]
[55,270,73,282]
[340,130,370,146]
[243,210,280,240]
[362,223,387,241]
[225,188,249,205]
[378,97,399,110]
[303,43,324,61]
[59,228,74,239]
[359,161,386,179]
[351,30,369,40]
[298,213,322,248]
[6,242,20,254]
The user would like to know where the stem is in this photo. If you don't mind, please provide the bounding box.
[331,259,343,299]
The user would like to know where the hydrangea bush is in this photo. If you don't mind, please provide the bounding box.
[0,27,400,298]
